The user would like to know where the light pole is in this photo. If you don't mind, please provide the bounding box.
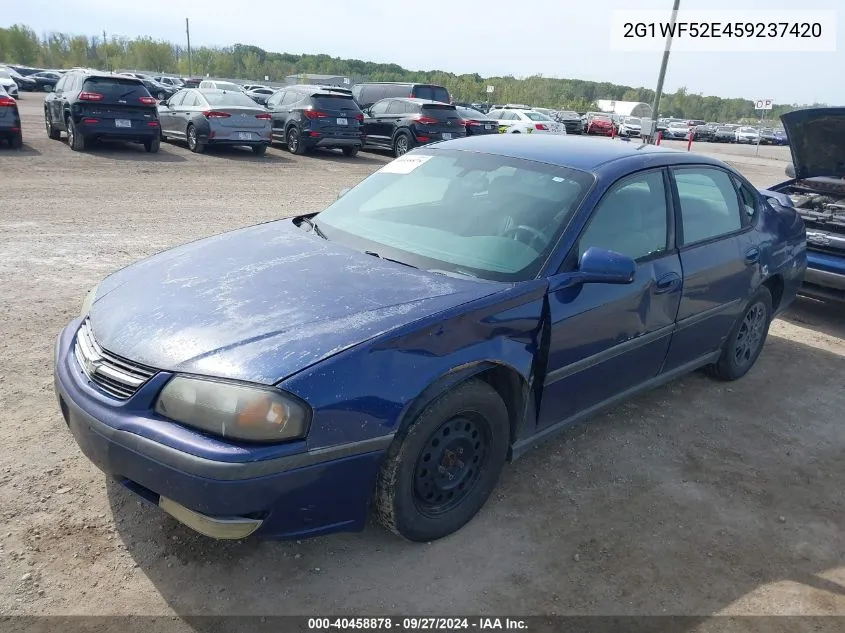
[649,0,680,143]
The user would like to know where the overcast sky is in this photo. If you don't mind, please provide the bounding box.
[9,0,843,104]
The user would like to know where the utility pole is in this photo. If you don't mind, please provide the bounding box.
[186,18,192,77]
[649,0,680,143]
[102,30,108,70]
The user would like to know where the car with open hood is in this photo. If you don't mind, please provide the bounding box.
[763,107,845,302]
[54,135,805,543]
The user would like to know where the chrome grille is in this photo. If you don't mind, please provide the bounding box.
[73,319,157,399]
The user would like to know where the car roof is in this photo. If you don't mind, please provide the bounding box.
[436,135,729,173]
[73,71,143,82]
[392,98,454,106]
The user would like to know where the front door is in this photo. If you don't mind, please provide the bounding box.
[540,168,682,426]
[661,165,756,371]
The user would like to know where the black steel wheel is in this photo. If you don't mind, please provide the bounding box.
[707,287,772,381]
[375,379,509,542]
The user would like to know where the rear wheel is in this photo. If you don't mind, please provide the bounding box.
[252,144,267,156]
[707,287,772,381]
[9,132,23,149]
[393,132,411,157]
[187,125,205,153]
[375,379,509,541]
[144,137,160,153]
[287,127,306,155]
[45,114,61,140]
[66,117,86,151]
[342,146,359,158]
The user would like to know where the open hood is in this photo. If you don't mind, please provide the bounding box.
[781,108,845,180]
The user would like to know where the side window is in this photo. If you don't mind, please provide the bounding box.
[674,167,744,245]
[386,100,405,114]
[502,111,518,121]
[269,90,286,106]
[280,91,299,107]
[351,85,362,101]
[578,170,669,261]
[370,100,389,116]
[54,76,67,93]
[182,92,199,107]
[732,175,759,225]
[488,110,502,119]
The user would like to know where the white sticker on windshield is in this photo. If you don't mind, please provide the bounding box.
[378,154,433,174]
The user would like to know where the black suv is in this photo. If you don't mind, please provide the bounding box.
[44,71,160,152]
[362,98,466,157]
[266,85,364,156]
[351,82,450,110]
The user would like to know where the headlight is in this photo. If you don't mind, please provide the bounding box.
[79,282,100,318]
[154,376,311,443]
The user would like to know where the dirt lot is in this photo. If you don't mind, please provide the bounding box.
[1,96,843,622]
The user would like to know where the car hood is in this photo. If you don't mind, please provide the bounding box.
[781,107,845,179]
[0,77,16,88]
[88,219,500,385]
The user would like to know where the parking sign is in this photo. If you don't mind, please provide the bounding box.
[754,99,773,110]
[486,85,494,94]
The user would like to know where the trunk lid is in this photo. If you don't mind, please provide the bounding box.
[414,104,466,141]
[306,93,363,137]
[78,76,157,125]
[781,107,845,179]
[210,107,269,129]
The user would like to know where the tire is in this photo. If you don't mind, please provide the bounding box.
[45,114,60,140]
[9,132,23,149]
[342,146,359,158]
[393,132,412,158]
[187,125,205,154]
[287,127,306,155]
[707,287,773,381]
[157,91,165,100]
[375,379,509,542]
[252,143,267,156]
[144,136,160,153]
[66,117,86,151]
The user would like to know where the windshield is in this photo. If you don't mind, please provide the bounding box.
[203,91,259,106]
[456,106,487,119]
[524,112,552,121]
[0,70,11,79]
[315,149,593,282]
[626,118,641,125]
[413,85,450,103]
[739,127,757,133]
[717,126,732,132]
[214,82,243,91]
[669,122,687,128]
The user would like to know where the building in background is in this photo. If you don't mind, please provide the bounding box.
[284,73,350,87]
[595,100,653,118]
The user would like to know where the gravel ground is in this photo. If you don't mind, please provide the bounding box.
[1,96,843,623]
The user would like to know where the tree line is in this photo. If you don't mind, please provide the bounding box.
[1,23,821,123]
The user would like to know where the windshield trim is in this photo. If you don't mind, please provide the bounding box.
[315,147,596,282]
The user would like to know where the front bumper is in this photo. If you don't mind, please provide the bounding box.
[53,321,390,539]
[801,251,845,302]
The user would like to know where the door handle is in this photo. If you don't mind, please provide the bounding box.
[655,272,681,294]
[744,247,760,264]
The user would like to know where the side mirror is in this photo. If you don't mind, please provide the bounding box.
[785,162,795,179]
[577,247,636,284]
[338,188,351,199]
[550,247,636,291]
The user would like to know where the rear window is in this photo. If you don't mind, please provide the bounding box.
[214,82,242,91]
[413,85,450,103]
[312,94,360,110]
[203,92,258,107]
[81,77,151,99]
[420,104,458,120]
[524,112,552,121]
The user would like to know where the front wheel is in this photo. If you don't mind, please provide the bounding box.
[252,144,267,156]
[66,118,86,151]
[144,137,160,153]
[9,132,23,149]
[45,114,60,140]
[707,287,772,381]
[342,146,359,157]
[374,379,509,542]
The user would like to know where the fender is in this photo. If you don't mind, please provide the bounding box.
[188,114,211,142]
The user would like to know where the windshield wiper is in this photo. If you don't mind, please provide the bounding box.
[363,250,417,268]
[427,268,479,279]
[300,217,327,240]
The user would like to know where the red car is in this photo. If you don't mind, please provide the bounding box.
[586,115,615,136]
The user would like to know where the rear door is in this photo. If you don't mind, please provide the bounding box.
[159,90,185,134]
[661,165,756,371]
[266,90,287,138]
[47,74,68,126]
[77,76,157,132]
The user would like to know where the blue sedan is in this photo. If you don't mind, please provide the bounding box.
[54,135,807,542]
